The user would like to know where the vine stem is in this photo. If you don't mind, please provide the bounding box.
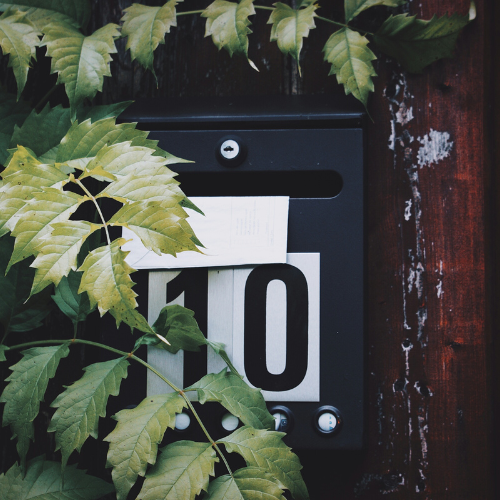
[9,338,233,476]
[73,178,111,245]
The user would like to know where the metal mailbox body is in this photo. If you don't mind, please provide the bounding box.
[120,95,365,450]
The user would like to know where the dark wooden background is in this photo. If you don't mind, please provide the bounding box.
[1,0,496,498]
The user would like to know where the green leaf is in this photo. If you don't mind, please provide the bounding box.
[7,188,86,271]
[104,393,186,500]
[30,220,100,296]
[152,304,207,354]
[139,440,218,500]
[0,1,91,28]
[0,344,70,465]
[344,0,406,23]
[10,103,71,158]
[205,467,286,500]
[0,344,8,361]
[206,339,241,377]
[48,357,129,468]
[78,238,154,333]
[373,7,474,73]
[0,147,68,237]
[268,2,317,75]
[56,117,162,161]
[98,169,184,204]
[186,369,274,430]
[202,0,258,70]
[109,202,201,257]
[77,101,133,123]
[0,89,31,164]
[0,9,40,98]
[6,6,80,31]
[122,0,182,76]
[219,426,309,500]
[41,23,120,120]
[0,234,52,334]
[323,27,377,109]
[0,456,114,500]
[52,269,95,325]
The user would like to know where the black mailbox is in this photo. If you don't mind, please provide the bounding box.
[120,95,365,450]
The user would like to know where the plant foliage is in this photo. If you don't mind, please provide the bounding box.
[0,1,474,499]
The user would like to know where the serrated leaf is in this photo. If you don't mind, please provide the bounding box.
[0,9,40,98]
[49,357,129,468]
[0,344,70,465]
[98,169,184,204]
[41,23,120,120]
[78,238,154,333]
[104,393,186,500]
[10,103,71,158]
[7,188,86,271]
[218,426,309,500]
[110,202,201,257]
[202,0,258,70]
[268,2,317,75]
[206,339,241,377]
[0,1,91,28]
[0,456,114,500]
[186,369,274,430]
[323,27,376,109]
[344,0,406,23]
[7,6,80,31]
[77,100,133,123]
[0,89,31,164]
[30,220,99,295]
[56,117,162,161]
[373,9,473,73]
[52,269,95,325]
[152,304,207,354]
[139,440,218,500]
[205,467,286,500]
[0,147,68,236]
[0,234,51,334]
[122,1,182,76]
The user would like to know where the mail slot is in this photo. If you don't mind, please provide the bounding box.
[119,95,365,450]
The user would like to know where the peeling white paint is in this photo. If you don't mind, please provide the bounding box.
[396,102,414,126]
[403,341,413,377]
[404,199,412,221]
[417,129,453,167]
[436,280,443,298]
[408,266,415,294]
[415,262,425,300]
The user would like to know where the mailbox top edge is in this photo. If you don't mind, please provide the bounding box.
[119,95,365,127]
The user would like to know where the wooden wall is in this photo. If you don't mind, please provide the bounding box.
[1,0,494,498]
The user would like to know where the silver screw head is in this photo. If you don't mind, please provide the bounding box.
[220,139,239,159]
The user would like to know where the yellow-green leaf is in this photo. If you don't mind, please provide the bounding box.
[78,238,153,333]
[7,188,86,271]
[41,23,120,120]
[110,202,201,257]
[0,9,40,98]
[219,426,309,500]
[122,0,182,75]
[323,27,376,109]
[186,369,274,430]
[268,2,317,75]
[48,357,129,468]
[3,6,80,31]
[0,344,70,466]
[344,0,406,23]
[104,393,187,500]
[202,0,258,70]
[30,220,100,295]
[205,467,286,500]
[139,441,218,500]
[373,7,474,73]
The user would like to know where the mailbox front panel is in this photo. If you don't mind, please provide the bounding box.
[135,122,365,450]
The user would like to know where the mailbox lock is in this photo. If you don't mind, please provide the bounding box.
[216,135,247,167]
[269,405,294,433]
[313,406,343,435]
